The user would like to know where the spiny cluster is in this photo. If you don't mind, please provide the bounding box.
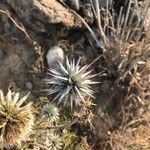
[0,89,34,148]
[45,57,98,109]
[44,132,63,150]
[41,103,59,123]
[39,103,62,150]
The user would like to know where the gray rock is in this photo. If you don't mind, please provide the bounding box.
[46,46,64,69]
[5,0,82,32]
[25,81,33,90]
[68,0,80,11]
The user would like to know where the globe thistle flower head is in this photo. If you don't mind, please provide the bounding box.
[41,104,59,123]
[45,57,98,109]
[0,89,34,148]
[44,132,63,150]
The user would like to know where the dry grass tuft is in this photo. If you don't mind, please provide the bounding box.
[87,0,150,149]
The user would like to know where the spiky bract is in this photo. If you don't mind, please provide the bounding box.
[0,89,34,148]
[44,132,63,150]
[41,104,59,123]
[45,57,98,109]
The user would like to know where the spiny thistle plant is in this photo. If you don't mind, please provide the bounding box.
[41,103,59,123]
[45,57,98,109]
[0,89,34,148]
[44,132,63,150]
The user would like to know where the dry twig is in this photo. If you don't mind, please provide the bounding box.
[0,9,32,41]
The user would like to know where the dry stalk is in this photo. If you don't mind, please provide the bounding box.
[0,9,32,41]
[58,0,106,52]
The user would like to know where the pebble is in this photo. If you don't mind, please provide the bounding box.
[25,81,33,90]
[68,0,80,11]
[46,46,64,69]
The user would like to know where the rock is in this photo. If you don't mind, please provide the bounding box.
[46,46,64,69]
[68,0,80,11]
[5,0,82,33]
[25,81,33,90]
